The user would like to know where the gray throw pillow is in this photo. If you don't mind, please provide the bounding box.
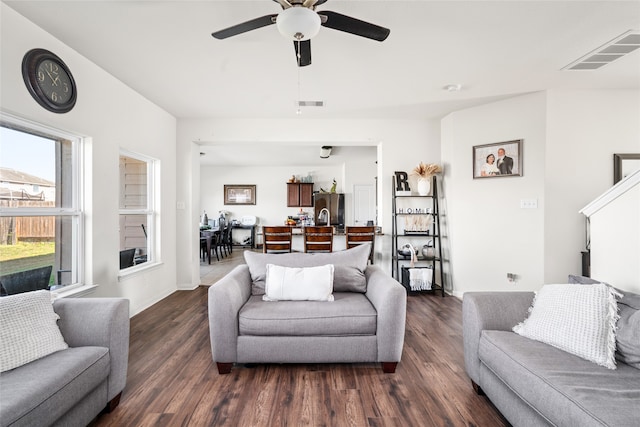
[568,275,640,370]
[615,290,640,370]
[568,274,605,285]
[244,243,371,295]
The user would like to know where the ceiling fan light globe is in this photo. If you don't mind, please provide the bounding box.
[276,7,321,41]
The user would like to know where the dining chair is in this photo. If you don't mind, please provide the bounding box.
[222,224,233,255]
[345,225,376,264]
[262,226,293,253]
[303,226,334,253]
[214,227,226,259]
[200,230,218,263]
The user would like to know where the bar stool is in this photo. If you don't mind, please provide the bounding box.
[303,226,333,253]
[262,226,293,253]
[345,225,376,264]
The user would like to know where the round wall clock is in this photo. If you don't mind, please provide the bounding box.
[22,48,77,113]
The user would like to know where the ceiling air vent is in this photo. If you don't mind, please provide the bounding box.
[297,101,324,107]
[563,30,640,70]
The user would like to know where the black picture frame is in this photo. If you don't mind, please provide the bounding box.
[613,153,640,184]
[473,139,523,179]
[224,185,256,205]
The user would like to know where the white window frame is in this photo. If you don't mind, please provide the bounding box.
[0,112,85,296]
[118,149,159,277]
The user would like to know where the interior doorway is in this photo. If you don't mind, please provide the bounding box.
[353,184,376,226]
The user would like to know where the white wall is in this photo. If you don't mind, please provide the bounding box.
[545,90,640,284]
[200,150,377,231]
[177,118,440,285]
[442,93,547,296]
[200,164,343,229]
[1,4,178,315]
[442,90,640,296]
[586,179,640,294]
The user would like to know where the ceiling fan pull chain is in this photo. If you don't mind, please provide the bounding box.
[296,39,302,114]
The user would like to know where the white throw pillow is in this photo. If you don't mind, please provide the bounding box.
[263,264,335,302]
[513,283,621,369]
[0,290,69,372]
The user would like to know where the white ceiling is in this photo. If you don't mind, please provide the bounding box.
[5,0,640,167]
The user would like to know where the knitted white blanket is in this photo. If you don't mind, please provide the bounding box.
[409,268,432,291]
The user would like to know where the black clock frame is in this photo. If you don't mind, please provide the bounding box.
[22,48,77,113]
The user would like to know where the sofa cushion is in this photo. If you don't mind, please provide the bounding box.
[244,244,370,295]
[0,346,110,426]
[263,264,334,301]
[239,292,377,336]
[0,290,68,372]
[513,283,620,369]
[479,330,640,427]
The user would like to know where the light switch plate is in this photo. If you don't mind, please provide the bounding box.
[520,198,537,209]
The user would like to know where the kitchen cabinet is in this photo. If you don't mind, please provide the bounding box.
[287,183,314,207]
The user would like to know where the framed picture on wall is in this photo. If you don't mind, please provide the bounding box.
[224,185,256,205]
[613,153,640,184]
[473,139,523,179]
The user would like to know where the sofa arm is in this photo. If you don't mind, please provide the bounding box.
[208,265,252,364]
[53,298,130,402]
[365,266,407,362]
[462,292,533,385]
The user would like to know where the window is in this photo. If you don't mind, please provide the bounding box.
[119,151,156,271]
[0,115,82,293]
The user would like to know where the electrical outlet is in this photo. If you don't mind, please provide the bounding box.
[520,199,538,209]
[176,201,185,210]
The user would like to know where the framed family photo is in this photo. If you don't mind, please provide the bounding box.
[224,184,256,205]
[473,139,523,179]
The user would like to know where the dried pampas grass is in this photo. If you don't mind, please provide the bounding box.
[411,162,442,178]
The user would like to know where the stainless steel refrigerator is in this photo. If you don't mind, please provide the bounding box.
[314,193,345,232]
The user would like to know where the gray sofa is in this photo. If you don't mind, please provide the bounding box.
[0,298,130,427]
[208,246,406,374]
[463,290,640,427]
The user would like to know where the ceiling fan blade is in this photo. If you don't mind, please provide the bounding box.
[294,40,312,67]
[319,11,390,42]
[212,14,277,39]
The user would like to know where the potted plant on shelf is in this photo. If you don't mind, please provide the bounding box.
[411,162,442,196]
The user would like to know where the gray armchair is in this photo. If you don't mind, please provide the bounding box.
[208,264,406,374]
[0,297,129,427]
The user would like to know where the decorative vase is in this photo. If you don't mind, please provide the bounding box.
[422,241,435,258]
[417,177,430,196]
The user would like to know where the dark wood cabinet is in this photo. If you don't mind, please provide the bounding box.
[300,183,313,207]
[287,183,314,207]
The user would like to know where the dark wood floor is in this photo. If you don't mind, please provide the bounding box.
[91,251,509,427]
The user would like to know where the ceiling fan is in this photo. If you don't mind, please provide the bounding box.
[211,0,390,67]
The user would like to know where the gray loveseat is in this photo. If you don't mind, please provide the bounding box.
[208,245,407,374]
[0,298,130,427]
[463,288,640,427]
